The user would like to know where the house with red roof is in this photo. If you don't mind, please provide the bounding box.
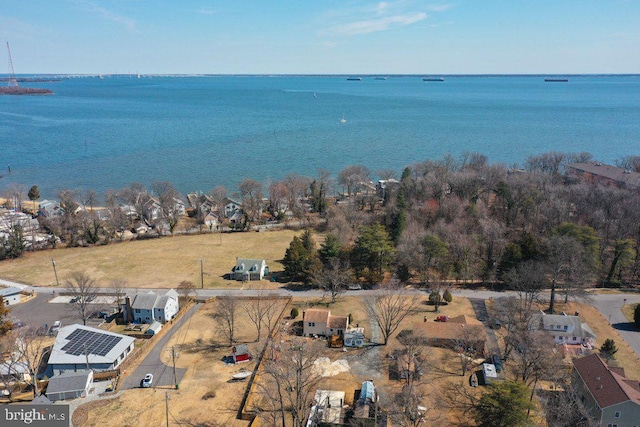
[572,353,640,426]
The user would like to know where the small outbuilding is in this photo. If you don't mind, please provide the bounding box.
[46,370,93,402]
[145,321,163,336]
[232,344,250,364]
[344,328,365,348]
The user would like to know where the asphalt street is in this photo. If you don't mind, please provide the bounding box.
[121,302,201,391]
[4,276,640,361]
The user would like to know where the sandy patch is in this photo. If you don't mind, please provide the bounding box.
[313,357,350,377]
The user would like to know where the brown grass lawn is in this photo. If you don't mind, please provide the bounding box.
[0,229,300,289]
[76,293,528,426]
[621,301,639,323]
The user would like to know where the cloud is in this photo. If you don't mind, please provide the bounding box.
[71,0,138,33]
[329,12,428,36]
[426,4,452,12]
[195,8,216,16]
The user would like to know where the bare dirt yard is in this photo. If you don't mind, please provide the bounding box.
[0,229,300,289]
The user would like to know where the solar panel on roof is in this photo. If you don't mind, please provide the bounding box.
[61,329,123,357]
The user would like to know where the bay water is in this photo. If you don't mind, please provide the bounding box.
[1,75,639,199]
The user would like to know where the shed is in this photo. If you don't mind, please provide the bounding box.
[232,344,250,364]
[145,321,163,336]
[46,370,93,402]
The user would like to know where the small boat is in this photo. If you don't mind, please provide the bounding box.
[346,77,362,81]
[374,76,387,80]
[545,78,568,82]
[232,371,252,380]
[423,77,444,82]
[340,113,347,123]
[313,92,317,98]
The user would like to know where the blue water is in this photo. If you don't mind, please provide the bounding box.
[1,75,639,199]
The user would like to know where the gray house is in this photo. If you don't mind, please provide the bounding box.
[46,370,93,402]
[128,289,179,324]
[230,258,268,281]
[47,324,135,376]
[572,353,640,426]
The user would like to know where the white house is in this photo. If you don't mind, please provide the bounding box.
[529,311,596,346]
[128,289,179,324]
[230,259,268,281]
[0,287,23,306]
[302,309,349,338]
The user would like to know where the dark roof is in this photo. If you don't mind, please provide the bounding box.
[573,353,640,408]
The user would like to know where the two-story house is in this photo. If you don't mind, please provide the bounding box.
[529,311,597,347]
[573,353,640,426]
[302,308,349,338]
[128,289,179,324]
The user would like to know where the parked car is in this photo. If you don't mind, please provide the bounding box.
[50,321,62,336]
[347,284,362,290]
[141,373,153,388]
[492,355,503,373]
[435,315,449,322]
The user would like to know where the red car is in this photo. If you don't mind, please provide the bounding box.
[435,315,449,322]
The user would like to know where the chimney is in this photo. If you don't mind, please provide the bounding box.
[124,296,133,323]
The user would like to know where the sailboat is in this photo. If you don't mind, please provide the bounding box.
[340,113,347,123]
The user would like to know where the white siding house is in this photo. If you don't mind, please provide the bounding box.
[129,289,179,324]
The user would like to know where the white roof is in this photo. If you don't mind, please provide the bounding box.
[48,324,135,366]
[0,287,21,297]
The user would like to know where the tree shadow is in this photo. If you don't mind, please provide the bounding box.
[611,322,639,332]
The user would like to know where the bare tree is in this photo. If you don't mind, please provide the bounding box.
[66,270,99,325]
[242,291,280,342]
[239,178,263,226]
[504,261,547,315]
[545,235,583,313]
[177,280,196,304]
[260,339,324,427]
[151,181,182,234]
[338,164,371,200]
[311,259,352,303]
[361,282,421,345]
[109,278,127,313]
[212,294,238,346]
[13,328,47,398]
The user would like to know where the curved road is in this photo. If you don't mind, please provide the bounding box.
[121,302,202,390]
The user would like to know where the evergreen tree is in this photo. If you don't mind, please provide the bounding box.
[318,233,342,266]
[351,224,395,285]
[28,185,40,215]
[474,381,533,427]
[282,231,321,284]
[600,338,618,359]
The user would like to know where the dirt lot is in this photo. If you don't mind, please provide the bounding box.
[0,229,300,289]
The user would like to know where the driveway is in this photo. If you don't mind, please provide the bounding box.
[591,294,640,358]
[121,302,202,390]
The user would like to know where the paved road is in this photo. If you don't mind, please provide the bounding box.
[4,277,640,360]
[121,302,202,390]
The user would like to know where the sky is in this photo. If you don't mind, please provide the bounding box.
[1,0,639,75]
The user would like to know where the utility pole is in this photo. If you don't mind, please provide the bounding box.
[170,346,179,389]
[200,259,209,289]
[52,258,60,287]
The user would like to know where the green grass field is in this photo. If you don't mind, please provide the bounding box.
[0,229,301,289]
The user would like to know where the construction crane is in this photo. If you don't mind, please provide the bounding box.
[6,42,18,87]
